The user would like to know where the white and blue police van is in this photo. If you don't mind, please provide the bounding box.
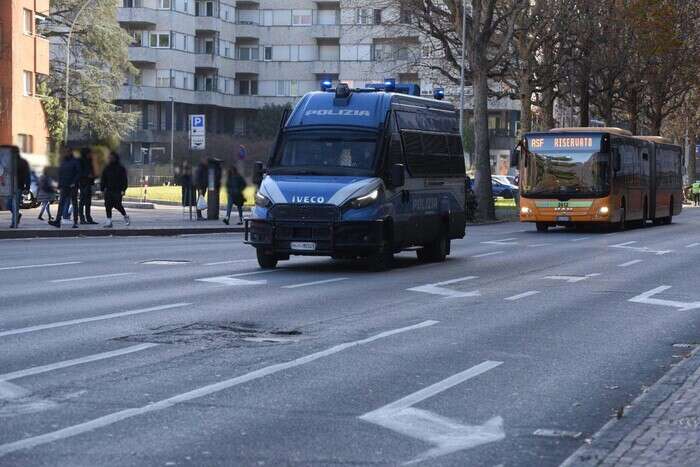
[245,81,467,270]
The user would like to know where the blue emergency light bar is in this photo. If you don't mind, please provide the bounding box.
[433,88,445,100]
[320,80,333,91]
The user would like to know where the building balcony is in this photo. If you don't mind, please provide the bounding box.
[128,47,160,64]
[35,36,50,75]
[488,129,518,151]
[312,61,340,75]
[117,7,157,26]
[194,53,222,70]
[195,16,221,32]
[309,25,340,39]
[233,24,259,39]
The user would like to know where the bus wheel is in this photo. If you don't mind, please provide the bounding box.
[536,223,549,232]
[664,199,673,225]
[256,249,278,269]
[617,208,627,231]
[641,200,648,228]
[418,232,449,262]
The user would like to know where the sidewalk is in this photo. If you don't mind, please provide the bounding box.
[0,203,246,239]
[563,346,700,466]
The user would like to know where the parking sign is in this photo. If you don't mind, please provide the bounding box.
[190,115,205,136]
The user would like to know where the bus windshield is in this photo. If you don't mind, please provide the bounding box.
[270,130,378,176]
[523,134,609,197]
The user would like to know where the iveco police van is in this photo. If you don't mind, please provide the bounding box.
[245,82,467,270]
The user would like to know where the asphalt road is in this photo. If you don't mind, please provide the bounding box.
[1,208,700,467]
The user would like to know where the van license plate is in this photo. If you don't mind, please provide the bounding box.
[291,242,316,251]
[556,216,571,222]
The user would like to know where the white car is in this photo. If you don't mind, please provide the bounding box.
[492,175,517,189]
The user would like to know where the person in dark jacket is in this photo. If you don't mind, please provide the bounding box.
[49,149,81,229]
[178,161,195,208]
[101,151,130,228]
[194,159,208,220]
[37,173,56,221]
[223,167,246,225]
[78,147,98,224]
[7,150,30,228]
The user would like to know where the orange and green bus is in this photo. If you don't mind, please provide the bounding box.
[513,128,683,231]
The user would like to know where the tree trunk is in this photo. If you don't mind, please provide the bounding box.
[543,92,556,130]
[688,129,697,184]
[519,68,532,134]
[472,68,495,220]
[627,89,639,135]
[579,66,590,127]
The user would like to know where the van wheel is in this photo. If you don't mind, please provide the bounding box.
[418,232,449,263]
[664,199,673,225]
[536,222,549,232]
[256,249,278,269]
[368,247,393,272]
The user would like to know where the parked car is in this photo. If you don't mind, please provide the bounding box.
[492,175,518,189]
[491,179,517,199]
[21,171,39,209]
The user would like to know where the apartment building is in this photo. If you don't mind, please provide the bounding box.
[0,0,50,169]
[117,0,520,168]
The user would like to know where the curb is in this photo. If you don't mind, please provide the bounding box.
[0,226,244,239]
[560,346,700,466]
[93,200,155,209]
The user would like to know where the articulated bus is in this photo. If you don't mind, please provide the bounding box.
[514,127,683,231]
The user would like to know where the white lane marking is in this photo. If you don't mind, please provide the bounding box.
[195,269,278,286]
[282,278,349,289]
[471,251,502,258]
[50,273,134,284]
[481,238,517,246]
[528,243,551,248]
[0,303,190,338]
[232,270,279,277]
[610,241,672,255]
[0,380,30,400]
[504,291,540,301]
[0,261,81,271]
[629,286,700,311]
[533,428,582,439]
[570,237,590,242]
[619,259,643,268]
[204,259,256,266]
[0,320,438,457]
[407,276,480,298]
[544,273,600,283]
[686,243,700,248]
[359,361,504,465]
[0,344,157,382]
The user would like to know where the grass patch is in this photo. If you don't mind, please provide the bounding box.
[125,185,256,206]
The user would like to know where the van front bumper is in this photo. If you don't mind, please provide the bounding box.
[244,219,386,256]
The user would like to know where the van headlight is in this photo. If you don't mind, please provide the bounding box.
[255,192,272,208]
[347,189,379,209]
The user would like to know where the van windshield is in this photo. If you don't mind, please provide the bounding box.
[270,130,379,176]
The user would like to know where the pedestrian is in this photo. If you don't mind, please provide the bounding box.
[194,158,208,220]
[37,172,56,221]
[223,166,246,225]
[691,180,700,207]
[49,149,81,229]
[100,151,130,228]
[78,147,98,224]
[6,148,30,228]
[179,161,195,208]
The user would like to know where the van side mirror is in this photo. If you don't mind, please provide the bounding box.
[253,161,264,185]
[613,150,621,172]
[390,163,405,188]
[510,148,519,167]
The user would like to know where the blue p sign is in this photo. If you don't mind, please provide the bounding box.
[192,116,204,127]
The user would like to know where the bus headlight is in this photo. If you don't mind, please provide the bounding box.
[255,192,272,208]
[520,206,531,215]
[598,206,609,215]
[348,189,379,209]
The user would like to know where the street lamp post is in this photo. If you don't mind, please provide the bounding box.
[459,0,467,167]
[63,0,96,145]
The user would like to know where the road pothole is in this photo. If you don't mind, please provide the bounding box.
[115,322,303,348]
[140,260,192,265]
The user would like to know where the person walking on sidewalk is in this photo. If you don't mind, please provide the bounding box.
[7,150,30,228]
[101,151,130,228]
[49,150,81,229]
[223,167,246,225]
[194,158,208,220]
[37,172,56,221]
[692,180,700,207]
[78,147,98,224]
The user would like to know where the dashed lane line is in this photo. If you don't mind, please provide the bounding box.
[471,251,503,258]
[504,291,540,301]
[0,261,82,271]
[0,320,439,457]
[570,237,590,242]
[0,303,190,338]
[282,278,349,289]
[619,260,643,268]
[686,243,700,248]
[50,273,134,284]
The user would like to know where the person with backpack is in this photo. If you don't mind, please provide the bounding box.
[37,172,57,221]
[49,149,81,229]
[100,151,130,228]
[223,166,246,225]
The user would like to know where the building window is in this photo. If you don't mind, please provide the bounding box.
[264,46,272,61]
[17,134,33,153]
[204,39,214,54]
[373,9,382,25]
[400,9,412,24]
[357,8,372,25]
[156,69,172,87]
[292,9,312,26]
[238,46,259,61]
[150,32,171,48]
[23,9,33,35]
[158,0,171,10]
[23,71,33,96]
[238,79,258,96]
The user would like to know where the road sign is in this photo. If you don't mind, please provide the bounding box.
[191,135,205,150]
[190,115,205,136]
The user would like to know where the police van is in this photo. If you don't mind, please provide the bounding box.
[245,82,467,270]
